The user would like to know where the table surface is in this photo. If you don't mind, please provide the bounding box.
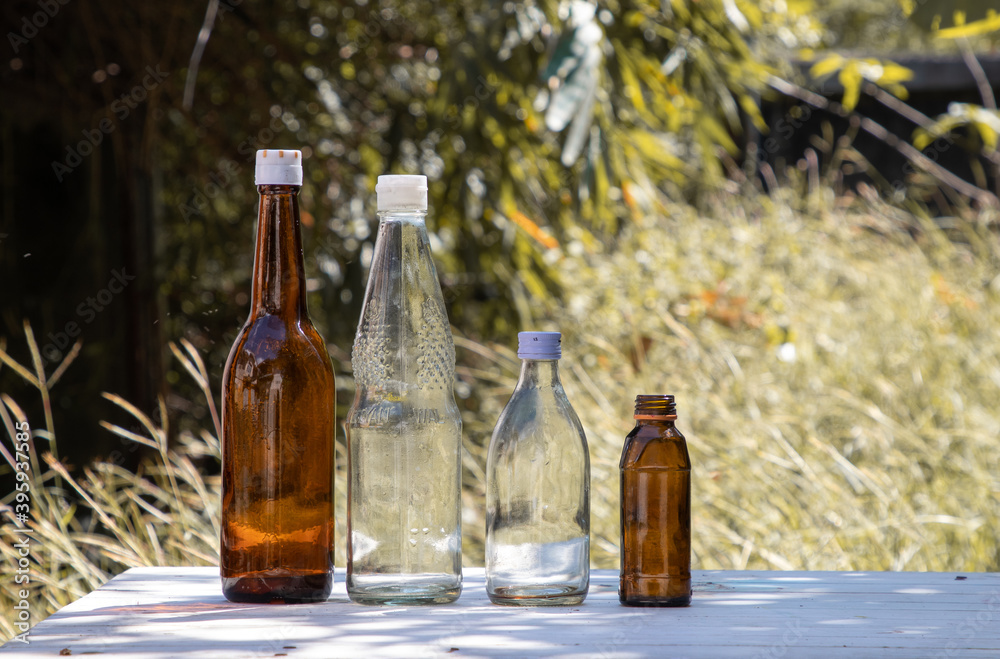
[3,567,999,658]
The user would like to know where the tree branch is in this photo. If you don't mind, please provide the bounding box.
[768,75,999,207]
[183,0,220,111]
[959,38,996,111]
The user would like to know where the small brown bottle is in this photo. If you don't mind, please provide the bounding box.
[619,394,691,606]
[220,149,336,603]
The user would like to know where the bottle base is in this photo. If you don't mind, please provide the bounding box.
[619,593,691,607]
[619,575,691,607]
[222,571,332,604]
[488,585,588,607]
[347,575,462,606]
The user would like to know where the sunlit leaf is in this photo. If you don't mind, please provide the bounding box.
[839,62,863,111]
[810,54,846,81]
[935,11,1000,38]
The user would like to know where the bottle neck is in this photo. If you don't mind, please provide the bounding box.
[517,358,561,389]
[633,395,676,421]
[250,184,308,318]
[377,209,427,225]
[634,416,676,426]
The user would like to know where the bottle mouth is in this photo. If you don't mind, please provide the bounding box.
[633,394,676,418]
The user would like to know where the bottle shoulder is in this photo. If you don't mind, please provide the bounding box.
[224,313,333,379]
[489,386,588,452]
[627,422,686,440]
[620,424,690,470]
[500,383,584,422]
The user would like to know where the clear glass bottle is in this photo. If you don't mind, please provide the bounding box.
[221,149,336,603]
[346,175,463,605]
[619,394,691,607]
[486,331,590,606]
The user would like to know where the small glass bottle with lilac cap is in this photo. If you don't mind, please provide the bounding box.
[486,331,590,606]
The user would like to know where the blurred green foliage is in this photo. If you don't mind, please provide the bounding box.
[148,0,835,396]
[156,0,999,387]
[8,0,997,437]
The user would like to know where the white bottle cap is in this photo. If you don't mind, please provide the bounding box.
[255,149,303,186]
[518,331,561,360]
[376,175,428,211]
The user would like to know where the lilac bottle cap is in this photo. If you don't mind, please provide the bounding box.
[518,331,561,360]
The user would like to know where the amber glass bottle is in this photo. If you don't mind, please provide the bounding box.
[619,394,691,606]
[220,149,336,603]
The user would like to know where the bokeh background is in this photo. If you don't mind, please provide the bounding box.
[2,0,1000,638]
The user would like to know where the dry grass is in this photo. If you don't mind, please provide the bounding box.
[0,330,220,642]
[456,188,1000,572]
[3,188,1000,642]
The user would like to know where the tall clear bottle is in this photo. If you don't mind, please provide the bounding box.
[619,394,691,607]
[220,150,336,603]
[486,331,590,606]
[346,175,463,605]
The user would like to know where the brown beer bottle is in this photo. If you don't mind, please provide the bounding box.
[619,394,691,606]
[220,149,335,603]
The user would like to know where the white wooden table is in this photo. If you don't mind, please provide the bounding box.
[3,568,999,657]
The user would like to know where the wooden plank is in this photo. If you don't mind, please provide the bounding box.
[3,568,998,658]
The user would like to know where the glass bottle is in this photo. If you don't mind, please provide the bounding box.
[486,331,590,606]
[346,174,463,605]
[220,149,336,603]
[619,394,691,606]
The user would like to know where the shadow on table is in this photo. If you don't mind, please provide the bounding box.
[14,569,995,658]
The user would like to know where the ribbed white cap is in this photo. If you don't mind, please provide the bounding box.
[518,331,561,360]
[376,175,428,211]
[255,149,303,186]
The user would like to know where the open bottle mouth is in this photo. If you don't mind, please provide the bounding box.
[633,394,676,419]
